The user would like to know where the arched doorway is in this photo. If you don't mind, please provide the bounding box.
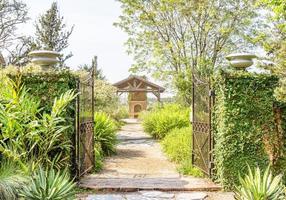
[134,104,142,118]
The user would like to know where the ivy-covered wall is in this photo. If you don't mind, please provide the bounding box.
[213,70,286,189]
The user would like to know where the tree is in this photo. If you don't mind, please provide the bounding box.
[257,0,286,101]
[6,36,37,66]
[34,2,74,68]
[78,56,106,80]
[115,0,256,104]
[0,0,28,49]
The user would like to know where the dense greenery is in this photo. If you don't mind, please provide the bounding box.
[140,104,190,139]
[213,71,286,189]
[161,127,203,177]
[0,66,78,199]
[0,76,77,170]
[235,165,285,200]
[161,127,192,163]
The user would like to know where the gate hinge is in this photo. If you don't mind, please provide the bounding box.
[209,90,215,97]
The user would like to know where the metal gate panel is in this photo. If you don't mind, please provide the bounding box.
[192,75,214,177]
[76,67,95,179]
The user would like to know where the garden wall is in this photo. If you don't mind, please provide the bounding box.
[213,70,286,189]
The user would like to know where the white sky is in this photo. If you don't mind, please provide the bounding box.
[20,0,133,83]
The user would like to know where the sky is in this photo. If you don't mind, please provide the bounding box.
[21,0,133,83]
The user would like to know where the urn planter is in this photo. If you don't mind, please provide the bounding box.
[226,53,257,70]
[29,50,60,70]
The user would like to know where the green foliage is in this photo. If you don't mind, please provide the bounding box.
[116,0,256,103]
[0,161,27,200]
[93,143,104,173]
[213,71,286,189]
[161,126,203,177]
[141,104,190,139]
[94,79,119,111]
[161,127,192,163]
[235,165,285,200]
[178,160,204,177]
[110,105,129,122]
[20,167,75,200]
[256,0,286,102]
[0,76,77,169]
[94,112,118,156]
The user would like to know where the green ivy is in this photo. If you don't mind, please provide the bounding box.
[213,70,286,189]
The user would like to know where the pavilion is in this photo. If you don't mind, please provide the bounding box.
[113,75,165,118]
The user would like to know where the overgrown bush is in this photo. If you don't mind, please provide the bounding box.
[0,76,77,170]
[94,112,118,156]
[140,104,190,139]
[161,127,203,177]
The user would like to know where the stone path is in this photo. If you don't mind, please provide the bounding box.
[78,120,233,199]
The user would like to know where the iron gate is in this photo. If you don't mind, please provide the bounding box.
[192,75,214,176]
[75,67,95,179]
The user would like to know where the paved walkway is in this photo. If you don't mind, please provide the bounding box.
[79,120,233,199]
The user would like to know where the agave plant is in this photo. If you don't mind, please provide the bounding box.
[0,161,27,200]
[235,165,285,200]
[19,167,75,200]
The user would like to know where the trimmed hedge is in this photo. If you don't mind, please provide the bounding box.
[213,70,286,189]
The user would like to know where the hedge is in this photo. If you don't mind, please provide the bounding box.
[213,70,286,189]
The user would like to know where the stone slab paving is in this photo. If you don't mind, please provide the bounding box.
[79,121,221,192]
[77,191,234,200]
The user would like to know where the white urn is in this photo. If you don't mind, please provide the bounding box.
[226,53,257,70]
[29,50,60,70]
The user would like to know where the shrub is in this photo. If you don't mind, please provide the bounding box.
[110,105,129,122]
[178,160,204,177]
[161,127,203,177]
[0,77,77,169]
[141,104,190,139]
[94,142,104,172]
[161,127,192,163]
[20,167,75,200]
[0,161,26,200]
[94,112,118,156]
[235,165,285,200]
